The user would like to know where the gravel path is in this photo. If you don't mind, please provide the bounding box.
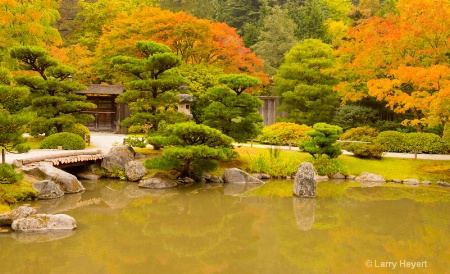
[5,133,127,164]
[5,134,450,164]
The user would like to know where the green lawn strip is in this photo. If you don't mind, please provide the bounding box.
[22,136,44,150]
[340,155,450,182]
[234,147,450,182]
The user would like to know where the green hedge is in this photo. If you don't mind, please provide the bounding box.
[374,131,449,154]
[339,126,379,150]
[63,123,90,144]
[40,132,85,150]
[374,131,406,152]
[345,143,385,159]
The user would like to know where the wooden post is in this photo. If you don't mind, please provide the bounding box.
[1,148,5,164]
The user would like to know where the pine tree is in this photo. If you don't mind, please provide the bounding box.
[112,41,188,131]
[10,46,96,135]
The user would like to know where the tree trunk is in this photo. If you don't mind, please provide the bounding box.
[181,159,191,177]
[2,148,5,164]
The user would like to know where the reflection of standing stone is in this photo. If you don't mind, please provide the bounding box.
[293,198,316,231]
[293,162,316,197]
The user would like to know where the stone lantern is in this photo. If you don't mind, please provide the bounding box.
[178,88,194,119]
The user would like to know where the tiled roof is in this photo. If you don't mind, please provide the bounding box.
[75,84,124,95]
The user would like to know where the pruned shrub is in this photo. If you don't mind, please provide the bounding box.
[124,137,146,148]
[40,132,85,150]
[0,164,23,184]
[312,158,349,177]
[374,131,448,154]
[339,126,379,150]
[345,143,385,159]
[300,123,343,159]
[63,123,90,144]
[15,144,31,154]
[374,131,407,152]
[405,133,449,154]
[258,122,312,146]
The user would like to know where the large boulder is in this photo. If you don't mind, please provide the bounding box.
[11,214,77,232]
[125,161,147,182]
[222,168,264,184]
[22,165,85,193]
[355,172,386,183]
[139,177,178,189]
[0,206,36,226]
[32,180,64,200]
[101,145,135,172]
[293,162,316,197]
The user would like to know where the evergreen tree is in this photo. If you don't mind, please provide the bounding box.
[0,68,29,163]
[196,74,263,142]
[10,46,95,136]
[145,122,234,179]
[288,0,329,41]
[252,6,298,75]
[113,41,188,131]
[275,39,339,125]
[300,123,343,159]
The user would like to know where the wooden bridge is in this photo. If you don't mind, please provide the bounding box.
[13,150,104,168]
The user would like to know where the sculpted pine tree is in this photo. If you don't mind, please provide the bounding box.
[197,74,263,142]
[0,68,29,163]
[145,122,234,179]
[10,46,96,136]
[112,41,188,131]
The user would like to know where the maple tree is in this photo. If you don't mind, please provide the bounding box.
[68,0,157,50]
[95,7,267,85]
[335,0,450,130]
[0,0,62,65]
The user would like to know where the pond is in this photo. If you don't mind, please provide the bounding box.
[1,179,449,273]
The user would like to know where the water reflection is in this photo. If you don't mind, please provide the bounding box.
[0,179,448,273]
[223,182,262,196]
[11,230,76,243]
[292,197,316,231]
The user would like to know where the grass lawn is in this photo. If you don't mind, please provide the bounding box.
[22,136,45,150]
[231,147,450,182]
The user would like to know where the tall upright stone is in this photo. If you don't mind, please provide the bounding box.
[293,162,316,197]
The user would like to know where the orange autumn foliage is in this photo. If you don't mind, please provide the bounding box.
[335,0,450,127]
[96,7,268,85]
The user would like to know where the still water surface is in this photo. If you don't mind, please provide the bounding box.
[1,180,449,274]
